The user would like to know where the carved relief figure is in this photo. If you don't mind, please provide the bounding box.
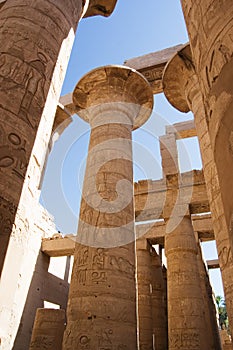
[0,43,48,128]
[18,52,47,128]
[92,248,105,269]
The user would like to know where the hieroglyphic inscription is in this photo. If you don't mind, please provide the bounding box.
[0,46,48,129]
[30,335,54,349]
[169,331,200,349]
[0,125,28,178]
[0,195,17,236]
[97,329,113,349]
[78,335,91,350]
[109,255,134,276]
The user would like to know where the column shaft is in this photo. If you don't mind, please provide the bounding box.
[62,65,153,349]
[187,74,233,338]
[180,0,233,294]
[136,240,153,349]
[64,121,137,348]
[165,216,208,350]
[0,2,85,348]
[30,308,65,350]
[163,43,233,340]
[0,0,84,273]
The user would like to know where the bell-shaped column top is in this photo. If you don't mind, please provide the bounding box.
[72,65,154,130]
[162,43,194,113]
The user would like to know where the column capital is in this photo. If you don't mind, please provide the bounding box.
[72,65,154,130]
[162,43,197,112]
[83,0,118,18]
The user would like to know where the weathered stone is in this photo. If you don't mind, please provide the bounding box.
[163,42,233,339]
[179,0,233,336]
[165,215,209,350]
[136,240,153,349]
[62,65,153,349]
[29,308,65,350]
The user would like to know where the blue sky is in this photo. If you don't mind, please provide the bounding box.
[40,0,224,296]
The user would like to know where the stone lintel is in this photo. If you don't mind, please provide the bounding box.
[42,213,215,257]
[42,235,75,257]
[83,0,118,18]
[53,102,73,133]
[206,259,220,269]
[134,170,209,221]
[192,213,215,241]
[166,120,196,139]
[124,44,184,94]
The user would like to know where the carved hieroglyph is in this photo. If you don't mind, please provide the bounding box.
[62,65,153,349]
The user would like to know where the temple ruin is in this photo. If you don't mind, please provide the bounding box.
[1,1,233,349]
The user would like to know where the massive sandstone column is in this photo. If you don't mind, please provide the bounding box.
[62,65,153,349]
[29,308,65,350]
[0,0,87,275]
[165,213,208,350]
[163,43,233,338]
[180,0,233,278]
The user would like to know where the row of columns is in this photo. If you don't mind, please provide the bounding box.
[59,64,222,349]
[30,214,220,350]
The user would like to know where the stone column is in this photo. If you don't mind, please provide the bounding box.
[180,0,233,286]
[0,0,87,274]
[165,214,208,349]
[181,0,233,306]
[163,43,233,338]
[196,238,221,350]
[29,308,65,350]
[136,239,153,349]
[151,249,168,350]
[62,65,153,349]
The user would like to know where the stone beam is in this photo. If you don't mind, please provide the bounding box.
[42,213,215,257]
[84,0,118,18]
[42,235,75,257]
[134,170,209,222]
[124,44,184,94]
[206,259,220,269]
[166,120,196,139]
[192,213,215,241]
